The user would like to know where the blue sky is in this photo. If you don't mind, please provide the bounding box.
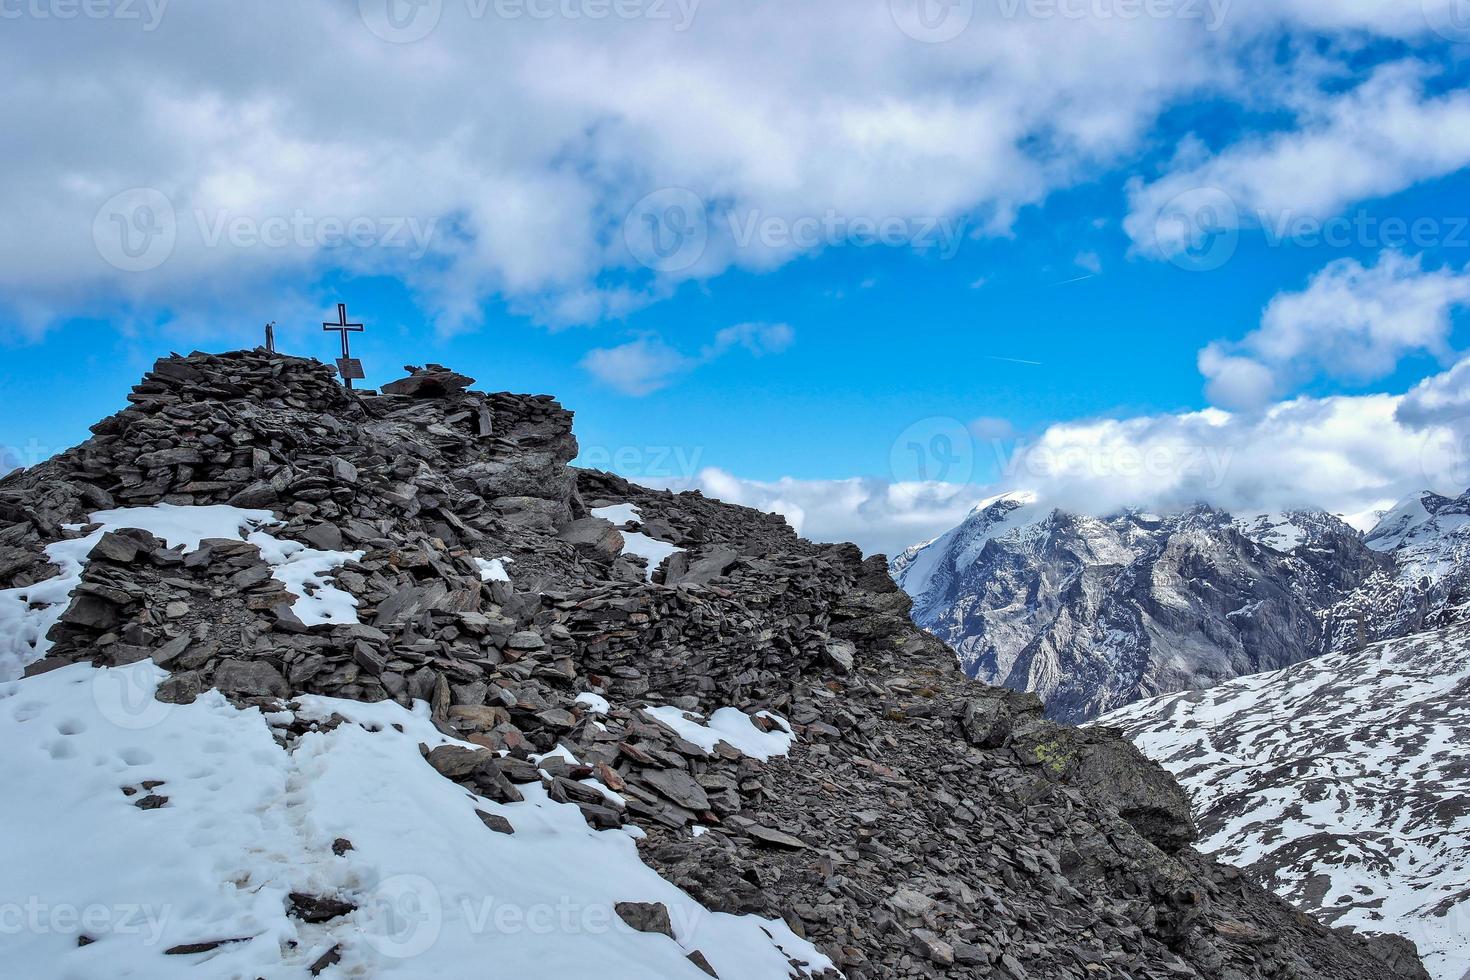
[4,1,1470,554]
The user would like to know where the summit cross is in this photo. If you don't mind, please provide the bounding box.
[322,303,365,388]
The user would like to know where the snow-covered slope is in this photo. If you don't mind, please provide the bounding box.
[1366,491,1470,583]
[1098,624,1470,980]
[1,662,824,979]
[0,505,826,978]
[889,490,1038,616]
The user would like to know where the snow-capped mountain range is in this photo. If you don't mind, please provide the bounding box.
[1098,623,1470,980]
[891,488,1470,722]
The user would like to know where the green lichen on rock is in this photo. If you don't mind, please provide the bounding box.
[1028,735,1075,777]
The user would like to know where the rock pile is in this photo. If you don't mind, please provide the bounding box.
[0,348,1427,980]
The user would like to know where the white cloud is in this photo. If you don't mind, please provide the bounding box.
[705,322,794,359]
[1200,251,1470,409]
[646,360,1470,556]
[581,322,794,395]
[1126,63,1470,262]
[579,336,694,396]
[999,392,1441,520]
[640,469,981,559]
[3,1,1457,333]
[1198,345,1279,410]
[1397,358,1470,430]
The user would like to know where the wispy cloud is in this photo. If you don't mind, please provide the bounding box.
[581,322,794,396]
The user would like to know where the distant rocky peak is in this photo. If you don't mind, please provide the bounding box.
[1232,508,1359,553]
[1364,489,1469,553]
[966,488,1037,517]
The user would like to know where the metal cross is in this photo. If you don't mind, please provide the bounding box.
[322,303,365,388]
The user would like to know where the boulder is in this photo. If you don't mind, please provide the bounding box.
[212,659,288,699]
[556,517,625,561]
[380,364,476,398]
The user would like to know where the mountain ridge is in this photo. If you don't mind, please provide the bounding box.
[0,348,1424,979]
[891,489,1470,722]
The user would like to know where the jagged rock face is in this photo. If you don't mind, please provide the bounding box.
[1322,490,1470,651]
[0,349,1427,980]
[1100,624,1470,980]
[891,497,1390,722]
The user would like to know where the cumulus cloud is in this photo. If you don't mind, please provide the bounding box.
[639,360,1470,556]
[1199,251,1470,409]
[1397,359,1470,430]
[639,468,981,559]
[995,393,1436,520]
[1126,63,1470,262]
[581,322,794,395]
[2,0,1459,333]
[1198,346,1279,410]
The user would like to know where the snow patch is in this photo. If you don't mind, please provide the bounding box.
[474,556,513,583]
[1100,626,1470,980]
[591,504,685,582]
[642,705,795,761]
[575,692,611,715]
[589,503,642,526]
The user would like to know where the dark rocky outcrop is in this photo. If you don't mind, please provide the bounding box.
[0,349,1426,980]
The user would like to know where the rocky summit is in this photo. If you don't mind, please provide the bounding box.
[0,349,1428,979]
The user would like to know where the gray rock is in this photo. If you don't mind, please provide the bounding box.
[556,517,625,561]
[639,768,710,811]
[155,671,203,704]
[665,546,739,586]
[476,811,515,835]
[744,824,807,850]
[58,594,120,630]
[89,531,141,564]
[614,901,675,939]
[823,639,856,675]
[506,630,545,651]
[211,659,288,699]
[380,364,476,398]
